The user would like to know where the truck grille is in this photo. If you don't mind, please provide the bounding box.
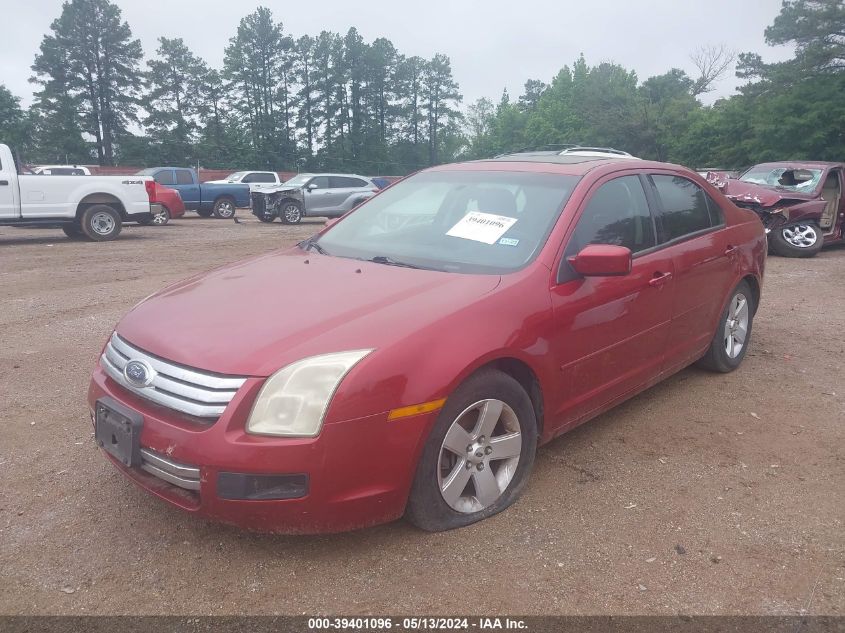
[100,333,246,420]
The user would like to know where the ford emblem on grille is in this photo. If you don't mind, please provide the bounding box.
[124,359,155,388]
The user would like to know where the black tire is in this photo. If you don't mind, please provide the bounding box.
[79,205,122,241]
[405,369,538,532]
[212,197,236,219]
[279,200,303,225]
[197,208,213,218]
[257,213,275,223]
[62,223,85,239]
[697,280,756,373]
[769,223,824,258]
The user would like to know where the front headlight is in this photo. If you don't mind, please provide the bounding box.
[246,350,373,437]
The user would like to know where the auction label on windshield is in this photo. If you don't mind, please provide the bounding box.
[447,211,518,245]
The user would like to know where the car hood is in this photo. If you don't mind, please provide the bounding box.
[116,249,501,377]
[715,178,818,207]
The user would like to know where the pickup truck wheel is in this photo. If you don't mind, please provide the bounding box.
[769,223,824,258]
[62,224,85,240]
[212,197,236,219]
[80,205,122,241]
[280,200,303,224]
[197,209,213,218]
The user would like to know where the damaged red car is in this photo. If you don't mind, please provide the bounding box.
[709,161,844,257]
[89,153,766,533]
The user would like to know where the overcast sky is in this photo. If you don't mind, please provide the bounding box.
[2,0,795,110]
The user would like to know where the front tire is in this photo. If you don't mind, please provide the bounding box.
[151,206,171,225]
[770,223,824,258]
[80,205,122,241]
[697,280,755,373]
[280,200,303,225]
[212,197,236,219]
[405,369,537,532]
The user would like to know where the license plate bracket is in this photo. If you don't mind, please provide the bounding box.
[95,397,142,467]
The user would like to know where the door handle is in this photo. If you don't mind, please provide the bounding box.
[648,271,673,287]
[724,245,738,256]
[0,180,8,186]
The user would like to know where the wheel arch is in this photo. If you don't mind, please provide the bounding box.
[742,274,761,314]
[76,194,126,219]
[457,356,546,438]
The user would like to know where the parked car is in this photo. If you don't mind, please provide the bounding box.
[251,173,377,224]
[89,152,766,533]
[32,164,92,176]
[136,167,250,219]
[205,171,282,192]
[0,143,155,241]
[136,183,185,226]
[708,161,844,257]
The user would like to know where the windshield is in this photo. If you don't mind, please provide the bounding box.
[283,174,313,187]
[135,168,156,176]
[315,170,579,274]
[740,165,823,193]
[225,171,247,181]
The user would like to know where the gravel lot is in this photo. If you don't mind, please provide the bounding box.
[0,214,842,615]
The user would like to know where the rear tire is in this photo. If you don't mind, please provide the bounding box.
[769,223,824,258]
[212,197,236,219]
[62,224,85,240]
[80,205,122,242]
[697,280,755,373]
[405,369,537,532]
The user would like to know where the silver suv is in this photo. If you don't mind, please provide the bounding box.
[251,173,378,224]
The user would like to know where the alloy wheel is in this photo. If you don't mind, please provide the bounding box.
[782,224,818,248]
[724,292,749,359]
[437,399,522,513]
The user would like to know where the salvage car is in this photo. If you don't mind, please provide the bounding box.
[205,170,283,193]
[89,153,766,533]
[708,161,844,257]
[251,173,377,224]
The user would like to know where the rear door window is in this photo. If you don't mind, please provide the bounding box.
[175,170,194,185]
[154,170,176,186]
[649,175,717,242]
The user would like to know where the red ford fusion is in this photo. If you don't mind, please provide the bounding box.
[88,150,766,533]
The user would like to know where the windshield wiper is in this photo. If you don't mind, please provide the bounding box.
[299,238,330,255]
[368,255,422,269]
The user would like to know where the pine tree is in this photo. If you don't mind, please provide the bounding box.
[31,0,143,165]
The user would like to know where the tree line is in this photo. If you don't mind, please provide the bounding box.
[0,0,842,174]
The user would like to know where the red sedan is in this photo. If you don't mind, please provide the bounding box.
[88,153,766,533]
[138,183,185,225]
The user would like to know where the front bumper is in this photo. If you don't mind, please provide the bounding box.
[88,365,434,533]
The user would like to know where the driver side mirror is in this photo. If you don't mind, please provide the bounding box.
[568,244,632,277]
[307,183,319,191]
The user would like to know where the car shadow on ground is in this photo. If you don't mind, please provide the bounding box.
[0,232,151,246]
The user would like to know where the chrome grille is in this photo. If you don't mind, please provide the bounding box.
[100,333,246,419]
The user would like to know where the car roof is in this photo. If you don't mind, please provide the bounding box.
[430,155,686,177]
[297,173,373,180]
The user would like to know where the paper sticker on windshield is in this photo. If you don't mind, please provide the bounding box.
[447,212,518,245]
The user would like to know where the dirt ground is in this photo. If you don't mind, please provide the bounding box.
[0,214,842,616]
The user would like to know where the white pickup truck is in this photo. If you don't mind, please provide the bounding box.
[0,143,156,241]
[204,170,282,193]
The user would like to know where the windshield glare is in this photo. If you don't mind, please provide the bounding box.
[316,170,579,274]
[283,174,313,187]
[740,165,823,192]
[226,171,247,181]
